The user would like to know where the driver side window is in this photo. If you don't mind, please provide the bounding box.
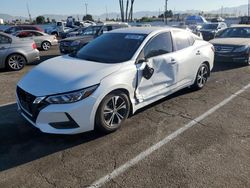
[144,32,173,59]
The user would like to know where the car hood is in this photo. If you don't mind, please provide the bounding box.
[60,36,92,42]
[210,38,250,46]
[18,55,122,96]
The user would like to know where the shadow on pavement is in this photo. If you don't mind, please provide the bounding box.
[0,104,105,172]
[212,61,247,72]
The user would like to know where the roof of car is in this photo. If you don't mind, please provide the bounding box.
[110,26,177,35]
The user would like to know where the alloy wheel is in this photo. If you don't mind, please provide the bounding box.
[197,65,208,88]
[103,96,128,128]
[7,55,25,70]
[42,42,51,51]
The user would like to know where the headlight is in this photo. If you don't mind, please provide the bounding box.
[71,40,81,46]
[45,85,99,104]
[233,45,249,53]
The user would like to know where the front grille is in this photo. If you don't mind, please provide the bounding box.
[17,86,49,121]
[17,87,36,115]
[214,45,234,53]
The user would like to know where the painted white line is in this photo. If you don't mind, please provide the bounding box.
[0,102,16,108]
[88,83,250,188]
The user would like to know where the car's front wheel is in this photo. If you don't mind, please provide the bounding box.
[95,92,130,133]
[192,63,209,90]
[6,54,26,71]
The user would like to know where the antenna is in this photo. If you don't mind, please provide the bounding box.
[26,3,32,23]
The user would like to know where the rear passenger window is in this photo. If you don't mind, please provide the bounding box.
[173,31,192,51]
[0,35,11,44]
[144,32,173,59]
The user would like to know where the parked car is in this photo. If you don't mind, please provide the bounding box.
[4,25,43,34]
[185,15,207,25]
[60,27,80,39]
[210,25,250,66]
[65,27,88,38]
[14,30,58,51]
[45,24,72,37]
[0,32,40,71]
[16,27,214,134]
[199,22,227,41]
[172,23,203,39]
[59,22,129,54]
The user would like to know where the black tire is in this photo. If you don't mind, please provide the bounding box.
[192,63,209,90]
[95,92,130,133]
[245,55,250,66]
[6,54,26,71]
[41,41,51,51]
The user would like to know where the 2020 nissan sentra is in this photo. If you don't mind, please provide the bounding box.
[16,27,214,135]
[0,32,40,71]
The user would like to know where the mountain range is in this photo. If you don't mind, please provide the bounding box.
[0,4,248,22]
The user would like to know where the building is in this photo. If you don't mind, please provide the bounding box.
[0,18,4,25]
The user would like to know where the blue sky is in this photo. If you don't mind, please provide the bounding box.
[0,0,247,16]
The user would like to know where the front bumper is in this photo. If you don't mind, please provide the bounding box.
[201,32,215,41]
[215,52,249,63]
[59,45,79,54]
[17,94,98,135]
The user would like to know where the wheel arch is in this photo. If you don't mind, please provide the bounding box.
[202,61,211,77]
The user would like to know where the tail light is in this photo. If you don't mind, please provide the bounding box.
[32,42,37,49]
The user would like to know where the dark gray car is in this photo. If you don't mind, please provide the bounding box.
[199,22,227,41]
[59,23,129,54]
[210,25,250,66]
[0,32,40,71]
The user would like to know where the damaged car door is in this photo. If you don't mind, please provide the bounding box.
[136,32,178,101]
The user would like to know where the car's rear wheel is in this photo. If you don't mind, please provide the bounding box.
[6,54,26,71]
[95,92,130,133]
[41,41,51,51]
[192,63,209,90]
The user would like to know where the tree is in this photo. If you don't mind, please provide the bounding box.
[36,16,45,24]
[83,14,94,21]
[158,10,173,19]
[46,17,51,23]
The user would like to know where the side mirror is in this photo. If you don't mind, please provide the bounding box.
[143,64,154,80]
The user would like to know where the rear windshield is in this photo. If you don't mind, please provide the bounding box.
[75,33,147,63]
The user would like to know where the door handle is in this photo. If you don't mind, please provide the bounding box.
[170,58,177,64]
[196,50,201,55]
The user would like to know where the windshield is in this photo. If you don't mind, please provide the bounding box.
[75,33,147,63]
[202,24,218,30]
[217,27,250,38]
[81,26,102,36]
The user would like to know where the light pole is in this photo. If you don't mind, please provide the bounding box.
[85,2,88,16]
[248,0,250,17]
[165,0,168,25]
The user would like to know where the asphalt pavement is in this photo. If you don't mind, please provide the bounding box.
[0,47,249,188]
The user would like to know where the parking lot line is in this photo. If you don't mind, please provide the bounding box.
[87,83,250,188]
[0,102,16,108]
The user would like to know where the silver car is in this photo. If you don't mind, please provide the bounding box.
[14,30,58,51]
[0,32,40,71]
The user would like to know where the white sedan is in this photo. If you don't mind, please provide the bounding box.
[16,27,214,134]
